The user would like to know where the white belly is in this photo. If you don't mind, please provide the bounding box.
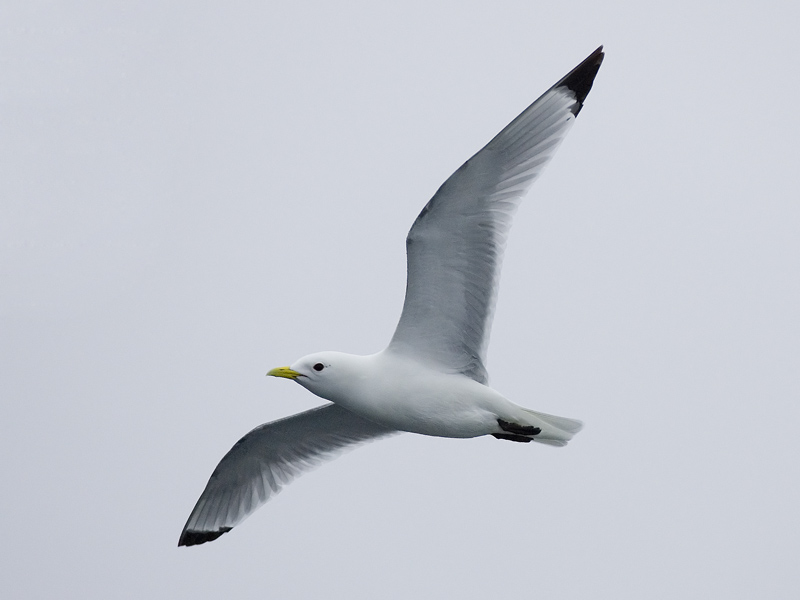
[324,352,511,438]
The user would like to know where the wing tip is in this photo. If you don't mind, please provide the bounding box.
[557,45,604,116]
[178,526,232,547]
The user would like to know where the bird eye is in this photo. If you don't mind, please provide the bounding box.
[313,363,325,372]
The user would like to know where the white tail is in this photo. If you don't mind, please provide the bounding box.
[522,408,583,447]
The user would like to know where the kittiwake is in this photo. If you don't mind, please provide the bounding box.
[179,46,604,547]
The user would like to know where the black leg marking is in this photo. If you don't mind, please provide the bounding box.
[492,433,533,443]
[497,419,541,436]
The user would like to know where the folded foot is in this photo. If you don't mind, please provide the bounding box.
[497,418,541,436]
[492,433,533,443]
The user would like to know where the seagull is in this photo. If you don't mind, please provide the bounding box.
[179,46,604,547]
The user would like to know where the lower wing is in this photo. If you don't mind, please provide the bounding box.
[179,403,397,546]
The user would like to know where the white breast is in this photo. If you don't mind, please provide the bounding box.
[326,350,509,438]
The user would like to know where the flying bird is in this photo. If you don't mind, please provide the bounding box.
[180,46,604,546]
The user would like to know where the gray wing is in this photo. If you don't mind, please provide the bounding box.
[179,404,396,546]
[388,47,604,383]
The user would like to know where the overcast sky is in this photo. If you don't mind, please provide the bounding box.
[2,1,799,598]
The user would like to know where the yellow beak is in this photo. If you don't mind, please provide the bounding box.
[267,366,302,380]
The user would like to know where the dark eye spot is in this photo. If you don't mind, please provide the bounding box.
[313,363,325,372]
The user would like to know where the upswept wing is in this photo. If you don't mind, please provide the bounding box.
[388,47,603,383]
[179,404,396,546]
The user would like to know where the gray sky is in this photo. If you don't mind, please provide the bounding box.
[2,1,798,598]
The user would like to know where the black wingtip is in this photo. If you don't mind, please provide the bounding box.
[178,527,232,547]
[556,45,604,116]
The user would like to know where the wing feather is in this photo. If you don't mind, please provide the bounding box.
[388,47,603,383]
[179,404,396,546]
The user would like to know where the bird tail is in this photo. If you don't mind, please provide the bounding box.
[522,408,583,447]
